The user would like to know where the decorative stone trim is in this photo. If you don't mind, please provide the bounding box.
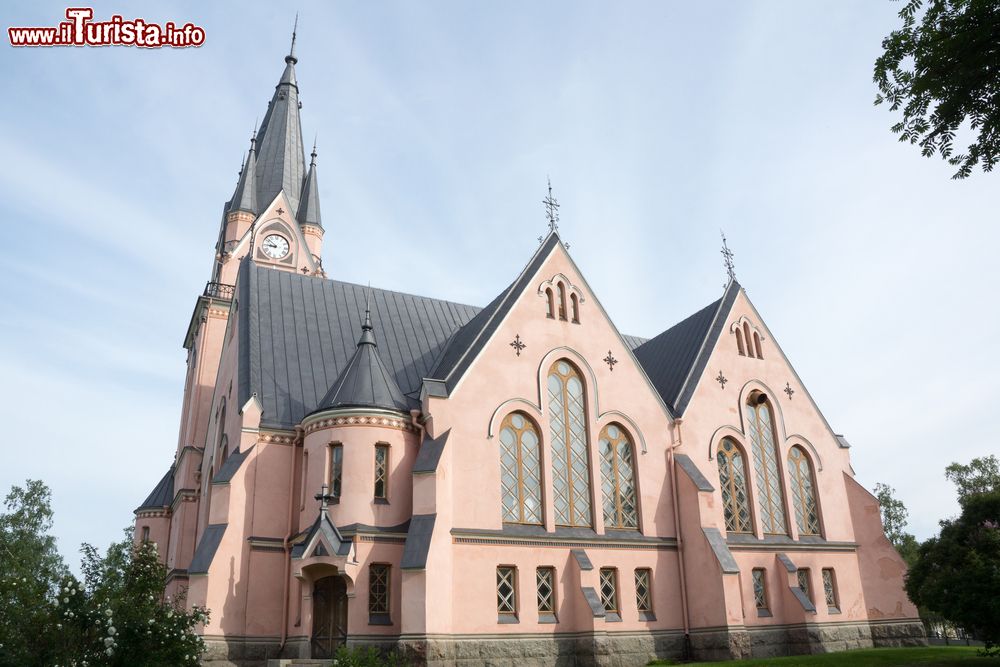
[207,307,230,319]
[304,414,416,434]
[452,532,676,551]
[135,508,171,519]
[358,534,407,545]
[258,431,296,445]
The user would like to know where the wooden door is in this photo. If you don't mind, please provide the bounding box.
[311,576,348,657]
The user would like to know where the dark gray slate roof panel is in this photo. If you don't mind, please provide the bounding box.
[777,552,797,573]
[791,585,817,613]
[571,548,593,571]
[136,466,174,511]
[318,313,410,413]
[401,513,436,570]
[214,447,253,484]
[412,431,449,474]
[633,281,740,415]
[675,454,714,492]
[189,524,227,574]
[581,586,606,617]
[254,60,306,214]
[702,527,740,574]
[238,260,479,429]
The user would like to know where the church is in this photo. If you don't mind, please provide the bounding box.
[133,34,924,667]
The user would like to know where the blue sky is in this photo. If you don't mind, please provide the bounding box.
[1,1,996,569]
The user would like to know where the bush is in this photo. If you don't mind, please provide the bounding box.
[331,645,409,667]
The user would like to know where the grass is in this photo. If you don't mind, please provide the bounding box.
[648,646,1000,666]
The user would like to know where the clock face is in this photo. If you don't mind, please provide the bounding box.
[261,234,289,259]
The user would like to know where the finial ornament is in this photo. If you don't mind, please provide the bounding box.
[314,484,334,511]
[543,177,560,235]
[721,230,736,284]
[286,13,299,65]
[363,284,373,330]
[310,135,318,166]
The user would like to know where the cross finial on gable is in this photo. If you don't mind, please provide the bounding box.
[314,484,334,512]
[721,230,736,285]
[543,176,560,235]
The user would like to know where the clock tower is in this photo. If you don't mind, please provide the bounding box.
[145,30,326,581]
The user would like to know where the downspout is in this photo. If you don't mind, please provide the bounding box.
[279,425,304,652]
[668,417,692,658]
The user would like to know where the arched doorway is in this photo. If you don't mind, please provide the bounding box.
[311,576,348,658]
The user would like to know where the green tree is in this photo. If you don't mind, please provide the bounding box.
[905,491,1000,651]
[874,0,1000,178]
[873,482,920,566]
[945,455,1000,502]
[0,480,67,666]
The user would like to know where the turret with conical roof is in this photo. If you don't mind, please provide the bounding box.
[318,304,410,413]
[297,141,323,230]
[230,131,258,216]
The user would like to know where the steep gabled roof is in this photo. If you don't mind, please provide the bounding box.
[316,308,410,413]
[429,233,562,392]
[135,466,174,512]
[633,280,740,416]
[236,259,479,429]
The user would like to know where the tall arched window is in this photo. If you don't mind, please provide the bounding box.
[736,329,746,356]
[545,288,555,319]
[215,398,227,469]
[746,396,787,534]
[753,332,763,359]
[717,438,752,533]
[598,424,638,529]
[548,360,592,527]
[787,446,820,535]
[498,412,543,525]
[557,283,568,321]
[570,293,580,323]
[743,323,754,358]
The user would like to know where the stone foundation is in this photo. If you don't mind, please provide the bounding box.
[205,619,927,666]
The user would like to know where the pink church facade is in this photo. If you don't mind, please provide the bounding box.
[133,39,924,667]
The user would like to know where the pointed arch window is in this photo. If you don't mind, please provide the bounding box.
[545,288,556,319]
[557,283,568,321]
[570,293,580,323]
[498,412,543,525]
[548,361,592,527]
[788,446,820,535]
[753,332,763,359]
[717,438,752,533]
[747,397,787,534]
[743,323,754,358]
[736,329,746,356]
[598,424,638,529]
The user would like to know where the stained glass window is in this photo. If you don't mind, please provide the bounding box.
[634,568,652,613]
[797,568,811,602]
[499,413,543,524]
[548,361,592,527]
[374,444,389,500]
[536,567,555,613]
[497,566,517,615]
[822,568,838,610]
[788,446,820,535]
[330,444,343,499]
[369,563,390,615]
[752,568,768,610]
[717,439,752,533]
[599,424,638,529]
[599,568,619,613]
[747,400,787,534]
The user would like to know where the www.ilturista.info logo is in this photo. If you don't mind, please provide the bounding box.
[8,8,205,48]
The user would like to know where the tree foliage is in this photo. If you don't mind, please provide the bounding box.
[0,480,208,667]
[874,0,1000,178]
[874,482,920,566]
[945,455,1000,502]
[905,491,1000,651]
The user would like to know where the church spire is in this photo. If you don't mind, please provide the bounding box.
[296,139,323,229]
[254,18,307,215]
[229,129,258,215]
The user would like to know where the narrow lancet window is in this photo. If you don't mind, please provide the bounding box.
[717,438,752,533]
[598,424,638,529]
[744,322,754,358]
[736,329,746,356]
[545,288,555,318]
[570,293,580,323]
[747,397,787,534]
[498,412,543,525]
[548,360,592,527]
[753,332,763,359]
[788,446,820,535]
[557,282,567,321]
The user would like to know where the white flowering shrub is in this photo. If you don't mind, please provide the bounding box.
[0,480,209,667]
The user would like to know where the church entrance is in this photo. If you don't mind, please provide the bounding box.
[311,576,348,658]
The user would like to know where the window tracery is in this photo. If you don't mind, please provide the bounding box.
[498,412,543,524]
[548,360,592,527]
[598,424,638,529]
[788,446,820,535]
[747,396,787,534]
[717,438,752,533]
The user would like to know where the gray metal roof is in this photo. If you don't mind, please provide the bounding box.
[401,513,436,570]
[135,466,174,512]
[317,310,410,413]
[213,446,252,484]
[254,58,306,215]
[429,233,561,391]
[189,524,226,574]
[675,453,714,492]
[230,140,257,215]
[237,259,480,429]
[412,431,449,474]
[633,280,741,416]
[296,152,322,229]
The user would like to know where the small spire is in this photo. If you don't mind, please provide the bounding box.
[310,135,318,167]
[285,13,299,65]
[358,286,376,346]
[721,230,736,284]
[543,176,560,235]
